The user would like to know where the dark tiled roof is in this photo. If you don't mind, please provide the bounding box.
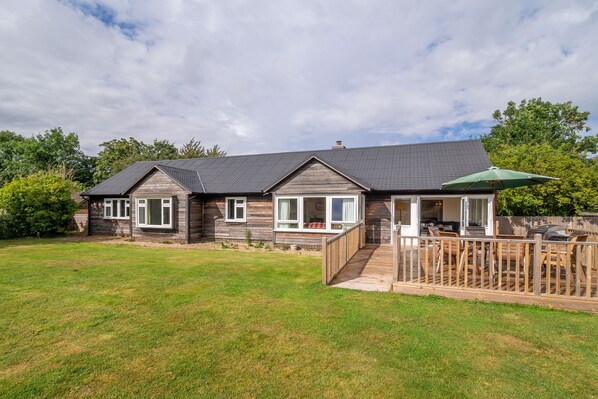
[84,139,491,196]
[155,165,205,193]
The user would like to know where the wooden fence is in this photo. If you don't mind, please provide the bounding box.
[392,233,598,312]
[498,216,598,235]
[322,222,366,285]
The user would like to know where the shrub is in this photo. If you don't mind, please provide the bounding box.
[244,228,253,246]
[0,170,79,237]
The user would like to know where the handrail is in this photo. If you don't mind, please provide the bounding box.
[322,222,366,285]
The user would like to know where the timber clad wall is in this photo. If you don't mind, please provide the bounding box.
[203,195,273,242]
[273,160,363,195]
[189,197,203,242]
[365,195,391,244]
[130,170,188,242]
[89,198,130,236]
[274,232,336,246]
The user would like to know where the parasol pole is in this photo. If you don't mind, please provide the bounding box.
[493,188,497,238]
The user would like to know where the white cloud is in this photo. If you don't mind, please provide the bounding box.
[0,0,597,155]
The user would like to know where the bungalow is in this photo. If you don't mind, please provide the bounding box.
[83,139,494,247]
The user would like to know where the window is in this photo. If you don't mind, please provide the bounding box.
[331,197,355,230]
[104,198,130,219]
[277,198,298,229]
[468,198,488,227]
[275,195,358,232]
[137,198,172,228]
[225,197,246,222]
[303,197,326,229]
[394,199,411,226]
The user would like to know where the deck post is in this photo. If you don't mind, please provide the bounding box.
[392,224,400,283]
[322,237,328,285]
[533,233,542,296]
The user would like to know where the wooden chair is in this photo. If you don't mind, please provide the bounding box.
[541,235,588,282]
[494,235,527,277]
[436,231,461,272]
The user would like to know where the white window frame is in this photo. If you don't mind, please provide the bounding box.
[136,197,173,229]
[275,196,300,229]
[225,197,246,222]
[274,194,359,233]
[104,198,130,220]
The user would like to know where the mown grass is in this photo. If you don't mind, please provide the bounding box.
[0,239,597,398]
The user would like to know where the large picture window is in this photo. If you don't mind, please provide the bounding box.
[137,198,172,228]
[104,198,130,219]
[225,197,246,222]
[275,195,358,232]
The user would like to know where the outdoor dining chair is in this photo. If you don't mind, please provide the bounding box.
[435,231,477,275]
[494,234,528,277]
[541,235,588,282]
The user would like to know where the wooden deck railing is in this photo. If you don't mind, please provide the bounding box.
[322,222,366,285]
[392,232,598,311]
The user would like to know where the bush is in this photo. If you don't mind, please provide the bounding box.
[0,171,79,238]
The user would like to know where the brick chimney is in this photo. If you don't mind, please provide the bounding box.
[332,140,346,149]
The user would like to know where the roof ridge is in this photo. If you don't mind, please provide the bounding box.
[140,138,483,163]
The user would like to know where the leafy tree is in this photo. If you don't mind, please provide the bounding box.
[0,170,79,238]
[482,99,598,216]
[482,98,596,156]
[94,137,227,183]
[204,144,226,158]
[178,138,227,158]
[178,138,206,158]
[490,144,598,216]
[144,139,178,160]
[0,128,94,187]
[92,138,147,184]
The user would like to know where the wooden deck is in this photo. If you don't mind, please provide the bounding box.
[329,242,598,312]
[330,245,393,292]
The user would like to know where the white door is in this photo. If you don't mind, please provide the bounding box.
[391,196,419,242]
[460,195,494,235]
[460,196,468,235]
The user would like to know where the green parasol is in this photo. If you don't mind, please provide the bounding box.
[441,166,558,191]
[442,166,558,236]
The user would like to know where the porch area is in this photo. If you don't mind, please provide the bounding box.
[325,226,598,312]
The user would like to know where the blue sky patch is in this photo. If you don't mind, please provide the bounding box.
[63,1,139,39]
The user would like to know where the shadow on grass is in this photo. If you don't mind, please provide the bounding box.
[0,235,81,249]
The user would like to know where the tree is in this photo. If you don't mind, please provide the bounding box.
[92,138,147,184]
[178,138,227,159]
[481,99,598,216]
[0,170,79,238]
[144,139,178,160]
[490,144,598,216]
[178,138,206,158]
[482,98,596,156]
[94,137,227,184]
[204,144,226,158]
[0,128,94,187]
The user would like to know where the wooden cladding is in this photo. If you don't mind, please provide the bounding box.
[392,233,598,312]
[322,223,366,285]
[273,160,363,195]
[89,198,130,236]
[203,195,273,242]
[130,170,189,242]
[365,195,391,244]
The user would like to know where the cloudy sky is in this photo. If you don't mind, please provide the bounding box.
[1,0,597,155]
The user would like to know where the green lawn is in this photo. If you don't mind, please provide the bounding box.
[0,239,597,398]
